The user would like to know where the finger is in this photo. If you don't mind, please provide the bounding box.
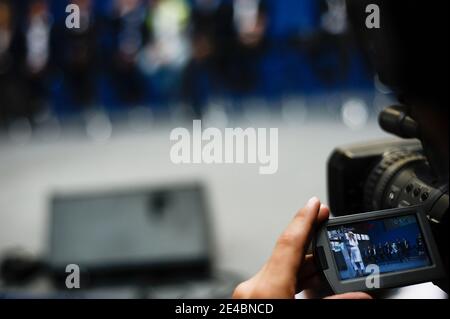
[296,255,319,293]
[266,197,321,282]
[297,206,330,290]
[297,274,323,293]
[307,204,330,253]
[325,292,373,299]
[317,204,330,224]
[297,254,318,281]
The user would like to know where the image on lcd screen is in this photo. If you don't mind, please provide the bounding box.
[327,214,431,280]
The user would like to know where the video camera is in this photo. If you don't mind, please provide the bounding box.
[318,0,449,293]
[321,106,449,293]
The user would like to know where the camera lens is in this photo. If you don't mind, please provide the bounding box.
[363,150,427,210]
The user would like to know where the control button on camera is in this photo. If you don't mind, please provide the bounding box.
[389,192,395,200]
[405,184,414,193]
[413,188,421,197]
[420,192,429,202]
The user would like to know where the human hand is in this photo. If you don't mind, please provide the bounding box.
[232,197,372,299]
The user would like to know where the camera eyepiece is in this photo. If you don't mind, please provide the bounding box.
[378,105,419,139]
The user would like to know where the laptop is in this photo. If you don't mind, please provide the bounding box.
[46,183,238,298]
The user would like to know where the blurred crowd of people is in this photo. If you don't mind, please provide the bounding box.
[0,0,372,130]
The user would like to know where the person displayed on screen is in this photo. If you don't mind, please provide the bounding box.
[383,241,391,261]
[371,244,377,263]
[366,244,375,264]
[363,245,371,264]
[376,243,384,263]
[347,231,365,276]
[395,238,406,262]
[391,241,400,261]
[401,238,410,261]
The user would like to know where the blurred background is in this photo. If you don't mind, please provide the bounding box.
[0,0,446,298]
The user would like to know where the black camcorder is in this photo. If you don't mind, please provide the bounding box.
[319,0,449,294]
[325,105,449,293]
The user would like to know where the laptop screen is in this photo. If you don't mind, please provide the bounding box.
[48,184,211,276]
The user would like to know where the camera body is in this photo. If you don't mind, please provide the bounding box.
[324,0,449,293]
[327,124,449,291]
[327,138,448,220]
